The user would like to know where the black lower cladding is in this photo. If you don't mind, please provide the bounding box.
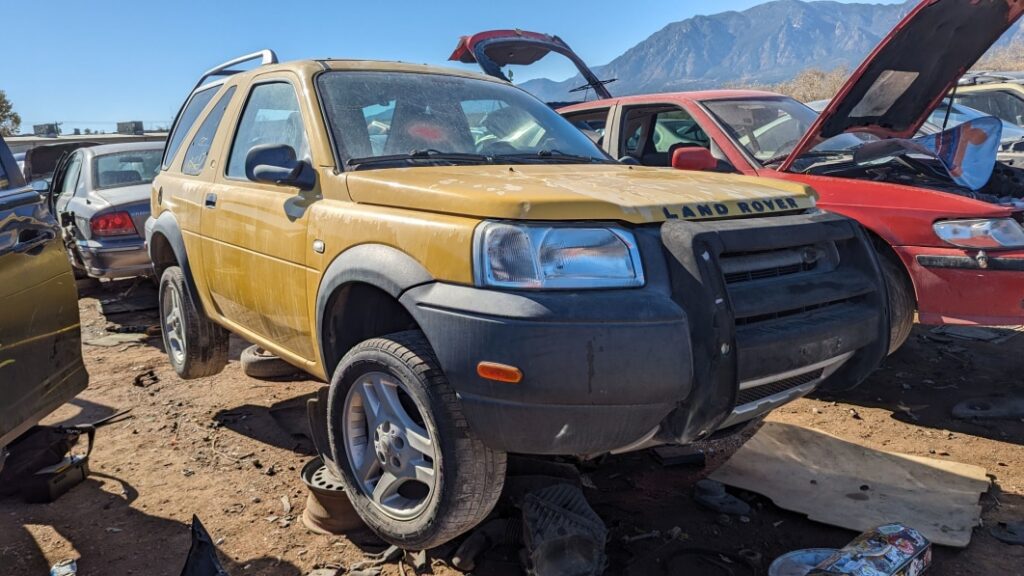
[656,211,889,445]
[401,231,694,455]
[402,212,887,455]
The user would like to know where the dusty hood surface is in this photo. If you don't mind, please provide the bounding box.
[783,0,1024,171]
[345,164,815,223]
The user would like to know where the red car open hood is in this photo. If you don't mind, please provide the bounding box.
[450,29,614,100]
[781,0,1024,172]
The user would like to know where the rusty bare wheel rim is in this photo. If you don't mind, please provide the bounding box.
[161,282,186,365]
[343,370,437,520]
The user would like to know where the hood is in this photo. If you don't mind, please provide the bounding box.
[782,0,1024,172]
[345,164,815,224]
[23,142,98,181]
[450,29,614,101]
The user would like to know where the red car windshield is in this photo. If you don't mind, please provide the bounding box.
[704,97,867,165]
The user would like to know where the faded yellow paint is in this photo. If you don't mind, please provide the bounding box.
[151,58,821,380]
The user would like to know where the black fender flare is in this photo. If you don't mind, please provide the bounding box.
[147,211,202,303]
[314,244,434,369]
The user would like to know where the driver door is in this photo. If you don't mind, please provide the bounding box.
[0,137,88,451]
[200,76,317,362]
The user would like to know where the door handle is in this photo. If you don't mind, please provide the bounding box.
[12,229,55,254]
[205,193,218,208]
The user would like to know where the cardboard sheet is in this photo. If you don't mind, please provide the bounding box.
[710,422,990,547]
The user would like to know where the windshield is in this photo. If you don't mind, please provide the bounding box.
[317,71,612,168]
[703,97,868,164]
[929,101,1024,142]
[93,149,162,189]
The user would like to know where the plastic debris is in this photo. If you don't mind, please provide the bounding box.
[991,521,1024,546]
[50,560,77,576]
[521,483,607,576]
[693,479,751,516]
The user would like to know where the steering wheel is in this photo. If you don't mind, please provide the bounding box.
[478,141,518,155]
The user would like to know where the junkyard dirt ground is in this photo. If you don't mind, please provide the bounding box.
[2,279,1022,575]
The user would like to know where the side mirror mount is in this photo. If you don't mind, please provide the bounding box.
[31,180,50,194]
[245,144,316,191]
[617,155,641,165]
[670,147,717,172]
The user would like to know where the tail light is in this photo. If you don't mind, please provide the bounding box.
[90,211,137,237]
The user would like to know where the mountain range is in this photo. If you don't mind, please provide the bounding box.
[519,0,1024,101]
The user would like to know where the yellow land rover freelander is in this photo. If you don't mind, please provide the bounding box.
[147,50,890,548]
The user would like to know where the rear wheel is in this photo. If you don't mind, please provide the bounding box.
[158,266,229,379]
[326,331,505,549]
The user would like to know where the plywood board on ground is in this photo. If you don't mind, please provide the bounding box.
[710,422,990,547]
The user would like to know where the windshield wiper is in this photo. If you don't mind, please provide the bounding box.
[347,149,493,167]
[493,149,610,164]
[763,150,851,167]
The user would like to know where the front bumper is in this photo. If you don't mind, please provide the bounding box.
[76,237,152,280]
[402,212,889,455]
[898,245,1024,325]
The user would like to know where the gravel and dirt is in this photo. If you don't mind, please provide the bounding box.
[1,279,1022,575]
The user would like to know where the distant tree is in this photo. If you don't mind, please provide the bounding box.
[729,68,849,103]
[83,128,93,135]
[0,90,21,136]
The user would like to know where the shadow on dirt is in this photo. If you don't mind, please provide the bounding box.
[214,393,318,456]
[810,325,1024,446]
[0,475,302,576]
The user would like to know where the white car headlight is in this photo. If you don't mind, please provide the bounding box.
[933,218,1024,249]
[474,221,644,289]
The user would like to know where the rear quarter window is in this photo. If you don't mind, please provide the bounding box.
[162,86,219,170]
[182,86,237,176]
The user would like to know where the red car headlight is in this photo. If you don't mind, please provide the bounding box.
[933,218,1024,249]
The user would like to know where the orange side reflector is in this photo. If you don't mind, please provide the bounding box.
[477,362,523,383]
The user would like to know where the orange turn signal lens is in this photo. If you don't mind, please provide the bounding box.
[477,362,523,384]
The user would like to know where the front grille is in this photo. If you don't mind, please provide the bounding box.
[735,368,824,406]
[724,261,814,284]
[734,295,862,326]
[720,245,831,285]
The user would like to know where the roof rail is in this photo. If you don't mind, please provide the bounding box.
[192,49,278,91]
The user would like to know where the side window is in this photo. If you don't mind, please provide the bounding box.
[163,86,218,170]
[0,154,7,190]
[562,109,609,145]
[182,87,237,176]
[652,109,710,152]
[227,82,309,179]
[60,153,84,198]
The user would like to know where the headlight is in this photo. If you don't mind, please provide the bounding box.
[933,218,1024,249]
[474,221,644,289]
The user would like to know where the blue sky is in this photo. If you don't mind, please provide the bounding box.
[4,0,903,134]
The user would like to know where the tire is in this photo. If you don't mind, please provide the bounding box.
[880,251,915,355]
[326,330,506,549]
[158,266,229,379]
[240,345,302,380]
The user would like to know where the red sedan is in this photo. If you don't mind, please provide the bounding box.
[454,0,1024,352]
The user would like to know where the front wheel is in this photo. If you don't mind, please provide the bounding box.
[326,331,506,549]
[158,266,229,379]
[880,252,915,355]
